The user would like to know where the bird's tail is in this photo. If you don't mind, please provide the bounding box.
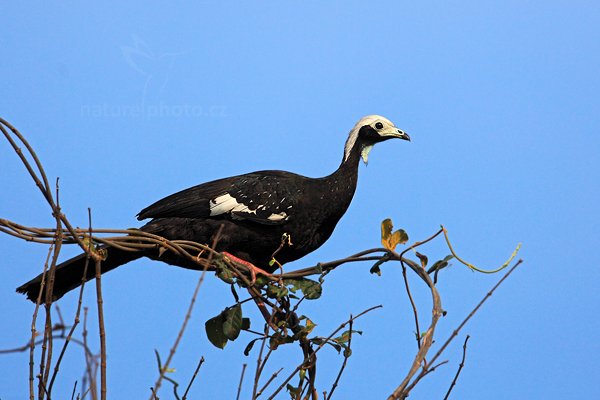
[16,247,143,303]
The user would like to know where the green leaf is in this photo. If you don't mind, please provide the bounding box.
[284,278,322,300]
[216,265,235,284]
[269,332,294,350]
[205,314,228,349]
[428,255,454,274]
[299,368,306,380]
[266,284,288,299]
[330,342,342,353]
[301,281,322,299]
[294,317,317,339]
[334,329,363,345]
[223,304,243,341]
[304,318,316,333]
[253,275,270,287]
[82,237,108,261]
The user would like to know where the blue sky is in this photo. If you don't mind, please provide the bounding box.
[1,1,599,398]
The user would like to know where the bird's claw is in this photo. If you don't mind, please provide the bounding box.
[222,252,271,286]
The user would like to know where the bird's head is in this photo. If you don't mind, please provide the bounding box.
[344,115,410,164]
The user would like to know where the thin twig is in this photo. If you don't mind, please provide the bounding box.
[48,209,95,394]
[82,307,98,400]
[40,192,65,400]
[94,258,107,400]
[181,356,205,400]
[400,259,523,397]
[256,368,283,398]
[153,350,182,400]
[428,260,522,370]
[326,317,353,400]
[387,249,443,400]
[236,363,248,400]
[70,381,78,400]
[149,226,222,398]
[398,227,445,350]
[443,335,470,400]
[268,305,382,400]
[252,324,270,399]
[29,245,54,400]
[0,329,97,360]
[400,261,421,349]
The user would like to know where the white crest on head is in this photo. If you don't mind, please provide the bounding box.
[344,115,397,162]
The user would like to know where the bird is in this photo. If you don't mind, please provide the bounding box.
[17,115,410,302]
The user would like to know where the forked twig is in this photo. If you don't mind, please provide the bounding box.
[395,259,523,398]
[326,317,354,400]
[267,305,382,400]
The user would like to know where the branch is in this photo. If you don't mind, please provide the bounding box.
[399,259,524,397]
[236,363,248,400]
[149,225,222,398]
[443,335,470,400]
[267,305,382,400]
[325,317,354,400]
[181,355,205,400]
[387,250,443,400]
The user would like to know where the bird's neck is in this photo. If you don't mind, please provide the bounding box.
[338,139,364,175]
[322,140,363,199]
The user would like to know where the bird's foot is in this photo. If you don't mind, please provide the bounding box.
[222,252,271,285]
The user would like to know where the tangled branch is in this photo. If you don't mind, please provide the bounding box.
[1,117,524,399]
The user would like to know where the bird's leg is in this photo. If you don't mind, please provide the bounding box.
[222,252,272,285]
[246,286,279,331]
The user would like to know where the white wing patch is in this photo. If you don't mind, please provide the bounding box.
[209,193,288,222]
[209,193,251,216]
[267,212,287,222]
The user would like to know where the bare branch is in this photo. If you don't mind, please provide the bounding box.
[399,259,524,397]
[326,316,354,400]
[181,356,205,400]
[256,367,283,398]
[268,305,382,400]
[48,209,95,395]
[149,226,222,398]
[236,363,248,400]
[443,335,470,400]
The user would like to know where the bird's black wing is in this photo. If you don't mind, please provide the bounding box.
[137,170,302,225]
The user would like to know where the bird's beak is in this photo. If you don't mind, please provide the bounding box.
[391,128,410,141]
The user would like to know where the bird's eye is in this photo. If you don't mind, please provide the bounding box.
[375,122,384,130]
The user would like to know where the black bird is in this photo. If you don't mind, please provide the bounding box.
[17,115,410,302]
